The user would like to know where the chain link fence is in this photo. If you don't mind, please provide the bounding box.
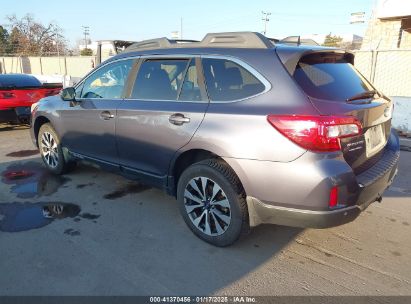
[354,49,411,97]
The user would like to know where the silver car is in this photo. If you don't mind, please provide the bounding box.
[31,32,400,246]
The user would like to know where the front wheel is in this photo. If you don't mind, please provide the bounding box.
[177,159,249,247]
[38,123,76,175]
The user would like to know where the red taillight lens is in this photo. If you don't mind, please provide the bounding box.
[0,91,15,99]
[329,186,338,208]
[267,115,362,152]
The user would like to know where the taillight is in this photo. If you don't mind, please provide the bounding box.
[267,115,362,152]
[0,91,15,99]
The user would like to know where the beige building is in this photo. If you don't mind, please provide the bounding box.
[362,0,411,49]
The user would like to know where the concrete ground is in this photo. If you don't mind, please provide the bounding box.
[0,124,411,296]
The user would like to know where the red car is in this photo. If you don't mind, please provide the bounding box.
[0,74,62,124]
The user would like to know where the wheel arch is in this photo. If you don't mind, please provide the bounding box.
[33,116,51,147]
[169,148,248,199]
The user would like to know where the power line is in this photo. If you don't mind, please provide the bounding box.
[261,11,271,36]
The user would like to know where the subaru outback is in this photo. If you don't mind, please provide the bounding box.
[31,32,400,246]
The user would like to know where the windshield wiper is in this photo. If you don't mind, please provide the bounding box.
[346,90,379,103]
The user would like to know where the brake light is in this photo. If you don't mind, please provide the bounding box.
[0,91,15,99]
[329,186,338,208]
[267,115,362,152]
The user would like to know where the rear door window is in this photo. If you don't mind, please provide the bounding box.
[293,54,375,101]
[131,59,189,101]
[202,58,266,101]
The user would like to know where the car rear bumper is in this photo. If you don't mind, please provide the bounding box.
[247,156,398,228]
[225,129,400,228]
[0,107,31,124]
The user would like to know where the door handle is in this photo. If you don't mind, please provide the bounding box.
[169,113,190,126]
[100,111,114,120]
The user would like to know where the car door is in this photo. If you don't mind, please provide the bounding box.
[59,58,135,164]
[115,57,209,179]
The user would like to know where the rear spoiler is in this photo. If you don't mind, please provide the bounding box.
[41,83,63,89]
[276,48,354,75]
[0,83,63,91]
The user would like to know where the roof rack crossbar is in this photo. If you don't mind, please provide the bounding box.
[124,32,275,52]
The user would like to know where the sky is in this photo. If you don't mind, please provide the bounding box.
[0,0,376,47]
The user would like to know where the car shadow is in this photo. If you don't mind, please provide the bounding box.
[0,123,30,132]
[0,157,303,295]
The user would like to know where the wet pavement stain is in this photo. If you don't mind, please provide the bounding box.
[6,149,39,157]
[76,182,95,189]
[64,228,81,236]
[0,202,81,232]
[1,162,70,198]
[103,183,151,200]
[80,213,100,220]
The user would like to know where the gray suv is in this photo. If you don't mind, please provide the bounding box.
[31,32,400,246]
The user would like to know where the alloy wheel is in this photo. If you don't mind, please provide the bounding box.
[41,131,59,168]
[184,176,231,236]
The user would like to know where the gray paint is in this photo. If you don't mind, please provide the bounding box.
[31,40,400,230]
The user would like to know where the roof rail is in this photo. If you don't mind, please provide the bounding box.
[279,36,319,46]
[124,32,274,52]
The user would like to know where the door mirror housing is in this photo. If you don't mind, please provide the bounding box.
[61,87,76,101]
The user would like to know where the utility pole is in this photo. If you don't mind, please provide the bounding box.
[82,26,90,49]
[261,11,271,36]
[180,17,183,40]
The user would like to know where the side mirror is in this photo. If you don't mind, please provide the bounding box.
[61,87,76,101]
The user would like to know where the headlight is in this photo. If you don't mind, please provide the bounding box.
[31,102,39,113]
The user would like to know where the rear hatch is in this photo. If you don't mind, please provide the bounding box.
[278,49,393,175]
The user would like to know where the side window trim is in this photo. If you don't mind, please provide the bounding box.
[123,57,141,99]
[175,59,192,100]
[200,55,272,103]
[194,57,209,102]
[76,57,137,101]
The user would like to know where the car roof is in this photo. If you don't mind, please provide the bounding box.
[0,74,42,88]
[104,32,351,77]
[109,32,338,60]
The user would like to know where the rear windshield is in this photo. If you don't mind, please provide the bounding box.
[0,74,42,88]
[293,54,374,101]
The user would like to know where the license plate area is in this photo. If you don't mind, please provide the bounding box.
[364,124,385,157]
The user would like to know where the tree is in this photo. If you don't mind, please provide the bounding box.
[322,33,343,47]
[80,48,93,56]
[5,14,67,56]
[0,25,10,54]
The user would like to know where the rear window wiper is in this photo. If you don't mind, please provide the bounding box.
[346,90,379,103]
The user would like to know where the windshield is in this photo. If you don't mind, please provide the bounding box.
[293,54,375,102]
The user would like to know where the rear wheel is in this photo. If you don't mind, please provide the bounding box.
[177,159,249,247]
[38,123,76,175]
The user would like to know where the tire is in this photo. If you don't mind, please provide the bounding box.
[38,123,76,175]
[177,159,249,247]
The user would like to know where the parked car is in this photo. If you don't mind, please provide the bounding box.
[0,74,62,124]
[30,32,400,246]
